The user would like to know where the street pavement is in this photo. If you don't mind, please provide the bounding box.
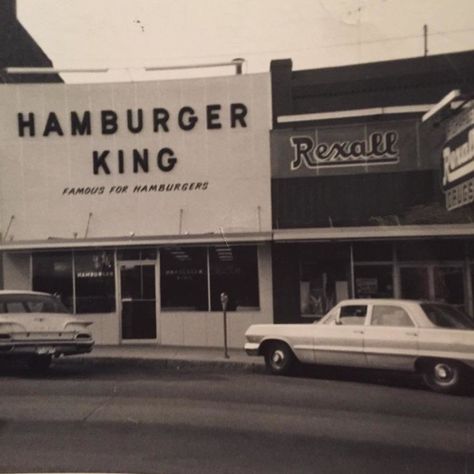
[0,353,473,473]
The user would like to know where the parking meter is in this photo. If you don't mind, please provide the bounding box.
[220,292,229,311]
[220,292,229,358]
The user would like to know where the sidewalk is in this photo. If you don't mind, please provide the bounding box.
[68,344,265,371]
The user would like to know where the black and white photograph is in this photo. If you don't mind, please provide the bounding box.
[1,0,474,472]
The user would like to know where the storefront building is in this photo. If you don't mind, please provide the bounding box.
[0,73,273,347]
[270,51,474,323]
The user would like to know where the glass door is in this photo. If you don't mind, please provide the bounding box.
[120,263,157,340]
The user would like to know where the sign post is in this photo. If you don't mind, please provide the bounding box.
[220,292,229,359]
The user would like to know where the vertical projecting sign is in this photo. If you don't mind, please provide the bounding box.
[442,102,474,211]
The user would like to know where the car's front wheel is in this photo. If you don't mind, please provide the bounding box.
[421,359,465,394]
[28,355,52,372]
[264,342,295,375]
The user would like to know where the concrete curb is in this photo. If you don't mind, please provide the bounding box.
[55,355,266,373]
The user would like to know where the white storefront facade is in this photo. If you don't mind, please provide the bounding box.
[0,73,273,347]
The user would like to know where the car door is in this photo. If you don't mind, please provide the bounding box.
[364,304,418,370]
[313,304,368,368]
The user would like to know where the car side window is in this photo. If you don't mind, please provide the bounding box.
[339,305,367,325]
[28,302,45,313]
[5,302,26,313]
[371,305,414,327]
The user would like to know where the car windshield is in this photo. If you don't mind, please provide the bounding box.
[421,303,474,329]
[0,294,69,314]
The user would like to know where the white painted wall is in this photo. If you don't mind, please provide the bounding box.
[76,312,120,346]
[2,253,30,290]
[0,75,272,243]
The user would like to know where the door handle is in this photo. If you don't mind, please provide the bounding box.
[353,330,364,335]
[405,331,417,336]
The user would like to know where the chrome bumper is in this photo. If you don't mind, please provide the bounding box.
[244,342,260,356]
[0,339,94,356]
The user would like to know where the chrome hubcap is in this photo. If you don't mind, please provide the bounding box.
[272,349,285,367]
[434,363,454,382]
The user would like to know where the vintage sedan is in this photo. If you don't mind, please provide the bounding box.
[0,290,94,370]
[245,299,474,393]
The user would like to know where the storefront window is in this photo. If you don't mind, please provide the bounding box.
[400,265,465,305]
[433,266,464,305]
[160,247,208,311]
[32,251,116,314]
[209,246,259,311]
[400,266,430,300]
[354,265,394,298]
[160,246,260,312]
[300,261,349,318]
[75,251,115,313]
[32,252,74,311]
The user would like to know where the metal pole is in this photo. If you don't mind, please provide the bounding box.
[84,212,93,239]
[220,292,229,358]
[464,241,473,317]
[223,307,229,359]
[349,243,355,298]
[423,24,428,57]
[179,208,183,234]
[3,215,14,241]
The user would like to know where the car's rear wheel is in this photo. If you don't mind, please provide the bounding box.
[421,359,465,394]
[264,342,295,375]
[28,355,52,372]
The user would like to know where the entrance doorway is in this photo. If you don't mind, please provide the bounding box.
[400,264,464,305]
[120,263,157,340]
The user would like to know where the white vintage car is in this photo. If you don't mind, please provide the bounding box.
[245,299,474,394]
[0,290,94,370]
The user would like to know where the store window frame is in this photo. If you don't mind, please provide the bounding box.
[32,249,117,315]
[353,262,396,300]
[295,240,473,319]
[298,244,352,319]
[160,246,209,312]
[74,250,116,314]
[160,245,260,313]
[398,261,466,308]
[31,251,74,313]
